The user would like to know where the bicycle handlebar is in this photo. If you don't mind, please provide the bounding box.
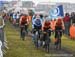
[56,30,63,32]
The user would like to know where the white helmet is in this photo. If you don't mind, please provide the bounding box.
[45,17,51,21]
[36,15,40,19]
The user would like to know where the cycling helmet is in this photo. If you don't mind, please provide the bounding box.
[45,17,51,22]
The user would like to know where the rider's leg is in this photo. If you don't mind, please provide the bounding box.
[59,31,62,49]
[25,25,28,34]
[32,28,35,41]
[49,30,51,36]
[54,31,58,49]
[42,33,46,48]
[20,27,23,38]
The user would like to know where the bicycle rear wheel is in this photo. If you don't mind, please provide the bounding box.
[58,38,61,50]
[45,39,50,53]
[21,31,25,41]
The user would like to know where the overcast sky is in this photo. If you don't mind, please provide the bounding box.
[28,0,75,3]
[0,0,75,4]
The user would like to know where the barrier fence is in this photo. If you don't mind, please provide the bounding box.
[0,19,7,57]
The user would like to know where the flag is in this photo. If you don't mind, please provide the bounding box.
[0,1,3,6]
[49,5,64,19]
[0,1,4,11]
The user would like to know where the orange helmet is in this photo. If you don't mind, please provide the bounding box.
[57,18,62,22]
[56,18,62,26]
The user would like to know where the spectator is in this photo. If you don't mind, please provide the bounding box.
[63,13,70,35]
[70,12,75,24]
[16,12,21,25]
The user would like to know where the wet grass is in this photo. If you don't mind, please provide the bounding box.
[4,22,75,57]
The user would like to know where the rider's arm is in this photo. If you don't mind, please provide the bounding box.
[50,22,52,30]
[19,16,23,25]
[53,20,57,30]
[62,21,65,30]
[42,20,45,31]
[32,19,35,29]
[27,17,29,24]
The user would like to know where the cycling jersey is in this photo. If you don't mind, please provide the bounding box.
[20,16,28,25]
[42,20,51,30]
[54,18,65,39]
[32,18,42,29]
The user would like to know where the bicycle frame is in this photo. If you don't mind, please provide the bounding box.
[34,30,40,48]
[42,30,51,53]
[21,25,26,40]
[56,30,62,49]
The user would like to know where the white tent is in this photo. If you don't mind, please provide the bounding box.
[35,11,48,16]
[21,8,28,15]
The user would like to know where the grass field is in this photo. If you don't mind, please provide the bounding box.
[0,19,3,26]
[4,22,75,57]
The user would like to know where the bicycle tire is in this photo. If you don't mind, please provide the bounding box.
[45,38,50,53]
[34,32,39,48]
[47,44,50,53]
[55,30,62,50]
[21,30,26,41]
[58,38,61,49]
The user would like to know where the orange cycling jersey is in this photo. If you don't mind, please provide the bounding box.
[43,21,51,30]
[27,16,32,22]
[54,19,65,30]
[20,16,28,25]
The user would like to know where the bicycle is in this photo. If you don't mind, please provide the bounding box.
[55,30,62,50]
[42,29,51,53]
[34,29,41,49]
[20,24,28,41]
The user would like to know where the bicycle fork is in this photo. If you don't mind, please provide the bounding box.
[55,38,61,50]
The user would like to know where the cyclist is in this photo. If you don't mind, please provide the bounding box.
[42,17,52,47]
[32,15,42,47]
[54,18,65,49]
[33,14,42,35]
[16,12,21,25]
[32,14,43,29]
[19,14,29,39]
